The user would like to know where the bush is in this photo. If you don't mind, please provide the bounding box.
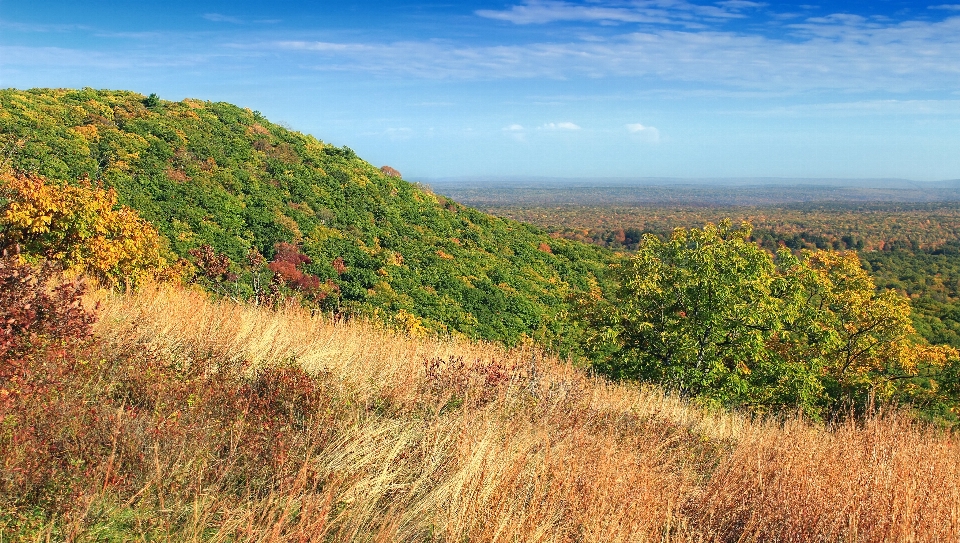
[0,248,93,360]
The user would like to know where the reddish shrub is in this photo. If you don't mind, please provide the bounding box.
[0,251,100,506]
[188,244,236,282]
[0,249,94,361]
[380,165,402,178]
[273,242,311,267]
[268,242,336,301]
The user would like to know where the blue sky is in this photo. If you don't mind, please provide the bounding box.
[2,1,960,180]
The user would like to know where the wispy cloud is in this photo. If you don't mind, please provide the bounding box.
[476,0,762,27]
[717,1,767,9]
[7,3,960,97]
[626,123,660,142]
[93,31,165,40]
[542,122,581,130]
[503,124,526,141]
[727,99,960,118]
[0,44,228,70]
[202,13,281,25]
[266,12,960,92]
[203,13,244,24]
[0,19,89,33]
[929,4,960,10]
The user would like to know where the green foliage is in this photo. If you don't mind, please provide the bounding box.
[582,221,778,398]
[143,93,161,108]
[864,243,960,349]
[0,88,610,345]
[578,221,959,419]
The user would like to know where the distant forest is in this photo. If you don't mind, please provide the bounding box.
[430,178,960,207]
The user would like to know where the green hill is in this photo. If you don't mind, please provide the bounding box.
[0,88,611,346]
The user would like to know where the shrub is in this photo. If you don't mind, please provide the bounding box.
[0,248,93,360]
[380,165,402,178]
[268,242,340,308]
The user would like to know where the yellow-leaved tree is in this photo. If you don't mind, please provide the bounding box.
[774,249,959,411]
[0,170,169,286]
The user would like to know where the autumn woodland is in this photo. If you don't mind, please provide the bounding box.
[2,88,960,541]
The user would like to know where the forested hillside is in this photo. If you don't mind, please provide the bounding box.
[0,88,609,345]
[2,87,958,423]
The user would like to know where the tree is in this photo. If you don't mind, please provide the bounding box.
[0,170,168,286]
[772,250,958,412]
[577,220,959,418]
[580,220,783,404]
[143,93,161,108]
[380,165,402,178]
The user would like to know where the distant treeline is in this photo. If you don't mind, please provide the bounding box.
[433,181,960,207]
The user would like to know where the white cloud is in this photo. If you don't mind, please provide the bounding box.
[717,1,768,9]
[263,12,960,93]
[626,123,660,142]
[930,4,960,10]
[0,44,212,69]
[503,124,527,141]
[477,2,673,25]
[8,3,960,96]
[541,122,581,130]
[275,41,373,52]
[728,99,960,117]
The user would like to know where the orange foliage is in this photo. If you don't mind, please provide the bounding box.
[0,170,168,286]
[380,165,402,178]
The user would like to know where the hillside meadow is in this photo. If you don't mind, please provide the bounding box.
[2,278,958,542]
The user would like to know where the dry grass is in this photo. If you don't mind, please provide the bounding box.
[2,283,959,542]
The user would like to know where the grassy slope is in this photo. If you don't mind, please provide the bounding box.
[0,88,610,345]
[4,284,958,541]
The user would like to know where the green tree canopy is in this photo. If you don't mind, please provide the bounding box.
[578,220,958,418]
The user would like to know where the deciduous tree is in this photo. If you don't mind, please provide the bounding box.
[0,170,168,286]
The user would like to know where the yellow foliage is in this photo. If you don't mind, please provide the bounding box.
[779,249,956,398]
[72,124,100,141]
[0,170,168,286]
[393,308,429,338]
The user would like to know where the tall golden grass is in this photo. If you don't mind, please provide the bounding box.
[3,283,959,541]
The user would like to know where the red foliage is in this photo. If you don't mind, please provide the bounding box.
[273,242,311,267]
[267,242,337,301]
[0,255,336,509]
[0,249,94,361]
[189,244,237,282]
[331,256,347,275]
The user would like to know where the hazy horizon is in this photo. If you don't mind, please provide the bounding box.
[421,176,960,187]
